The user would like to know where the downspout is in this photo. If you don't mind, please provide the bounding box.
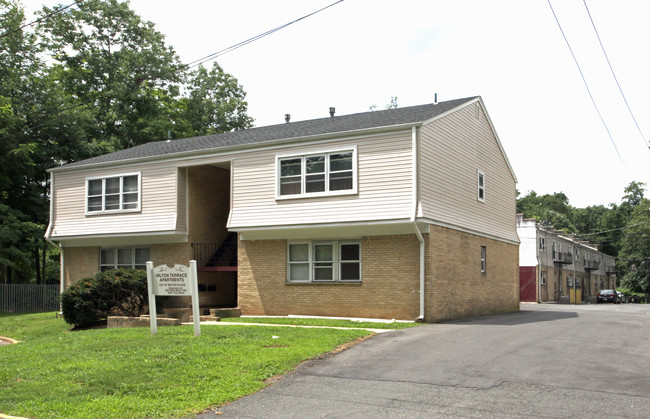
[410,126,425,321]
[44,172,64,312]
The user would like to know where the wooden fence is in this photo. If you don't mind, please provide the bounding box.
[0,284,60,313]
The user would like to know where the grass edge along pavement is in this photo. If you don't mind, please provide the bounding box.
[0,312,402,418]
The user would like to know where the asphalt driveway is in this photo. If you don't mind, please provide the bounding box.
[199,303,650,418]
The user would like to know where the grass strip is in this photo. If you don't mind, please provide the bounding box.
[220,316,420,329]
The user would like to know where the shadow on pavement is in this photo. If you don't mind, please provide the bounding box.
[443,308,578,326]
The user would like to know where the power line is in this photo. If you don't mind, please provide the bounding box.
[19,0,345,133]
[0,0,85,39]
[577,220,650,237]
[547,0,626,167]
[182,0,344,71]
[582,0,650,151]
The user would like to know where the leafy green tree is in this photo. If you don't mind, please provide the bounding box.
[1,0,254,283]
[516,191,575,232]
[619,198,650,301]
[179,63,254,137]
[38,0,184,152]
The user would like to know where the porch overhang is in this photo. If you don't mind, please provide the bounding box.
[231,219,429,241]
[50,231,188,247]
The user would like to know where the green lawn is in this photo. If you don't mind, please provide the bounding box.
[0,312,374,418]
[221,316,420,329]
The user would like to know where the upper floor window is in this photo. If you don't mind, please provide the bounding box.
[277,148,357,198]
[87,173,140,214]
[477,170,485,202]
[539,237,546,251]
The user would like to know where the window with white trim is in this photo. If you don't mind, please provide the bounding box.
[100,247,149,271]
[87,173,140,213]
[539,237,546,252]
[287,241,361,282]
[477,170,485,202]
[277,149,356,198]
[540,271,547,285]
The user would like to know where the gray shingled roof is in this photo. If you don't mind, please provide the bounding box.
[58,96,477,170]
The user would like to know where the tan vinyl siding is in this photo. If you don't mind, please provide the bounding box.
[419,102,518,243]
[176,167,188,233]
[228,132,414,228]
[51,163,179,238]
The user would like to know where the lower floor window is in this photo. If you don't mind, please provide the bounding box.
[100,247,150,271]
[288,241,361,282]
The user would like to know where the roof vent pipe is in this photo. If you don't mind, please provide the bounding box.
[285,114,290,123]
[434,93,438,105]
[329,107,335,117]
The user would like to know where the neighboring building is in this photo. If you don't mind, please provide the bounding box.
[46,96,520,322]
[517,215,617,303]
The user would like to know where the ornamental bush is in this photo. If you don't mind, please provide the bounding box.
[61,268,148,327]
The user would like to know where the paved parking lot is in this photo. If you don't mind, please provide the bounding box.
[200,303,650,418]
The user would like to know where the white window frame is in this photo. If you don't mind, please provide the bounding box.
[539,237,546,252]
[477,170,485,202]
[100,247,150,271]
[276,147,358,199]
[86,172,141,215]
[287,240,361,283]
[540,271,547,285]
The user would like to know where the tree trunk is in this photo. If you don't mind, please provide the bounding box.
[42,243,47,284]
[35,247,42,284]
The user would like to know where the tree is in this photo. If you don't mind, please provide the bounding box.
[38,0,185,152]
[618,198,650,301]
[516,191,575,232]
[180,62,254,137]
[0,0,254,283]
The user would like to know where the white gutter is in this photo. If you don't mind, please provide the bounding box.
[410,126,425,321]
[44,172,64,312]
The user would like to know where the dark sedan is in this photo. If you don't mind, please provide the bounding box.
[597,289,619,303]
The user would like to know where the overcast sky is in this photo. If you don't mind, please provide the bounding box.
[22,0,650,208]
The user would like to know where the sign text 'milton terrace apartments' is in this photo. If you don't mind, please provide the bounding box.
[154,266,191,296]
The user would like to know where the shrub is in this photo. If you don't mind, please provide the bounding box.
[61,269,148,327]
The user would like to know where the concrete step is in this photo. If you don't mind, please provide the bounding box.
[190,315,221,322]
[209,308,241,318]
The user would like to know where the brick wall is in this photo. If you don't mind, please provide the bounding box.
[426,225,519,322]
[187,166,230,244]
[63,246,99,288]
[238,235,421,320]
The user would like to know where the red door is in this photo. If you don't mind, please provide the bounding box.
[519,266,537,302]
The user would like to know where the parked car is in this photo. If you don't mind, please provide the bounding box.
[616,291,626,303]
[597,289,619,304]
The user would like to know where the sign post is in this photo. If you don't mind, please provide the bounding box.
[146,260,201,337]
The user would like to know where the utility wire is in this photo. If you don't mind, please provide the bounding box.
[577,220,650,237]
[547,0,626,167]
[0,0,85,39]
[182,0,344,70]
[582,0,650,150]
[19,0,345,133]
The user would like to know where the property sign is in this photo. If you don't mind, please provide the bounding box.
[146,261,201,337]
[153,264,192,296]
